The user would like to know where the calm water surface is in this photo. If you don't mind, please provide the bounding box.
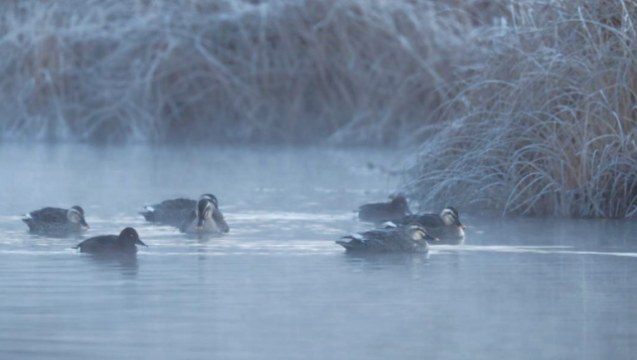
[0,145,636,360]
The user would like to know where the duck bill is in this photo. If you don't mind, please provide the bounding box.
[425,233,439,242]
[196,219,204,231]
[136,239,148,247]
[80,218,90,229]
[458,225,466,230]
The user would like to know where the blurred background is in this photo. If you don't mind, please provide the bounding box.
[1,0,636,215]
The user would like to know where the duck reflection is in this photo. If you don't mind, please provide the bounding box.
[81,252,139,277]
[183,232,224,242]
[341,251,430,271]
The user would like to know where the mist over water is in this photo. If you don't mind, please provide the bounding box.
[2,0,637,358]
[0,144,636,360]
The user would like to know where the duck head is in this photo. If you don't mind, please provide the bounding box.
[118,227,147,247]
[67,206,90,229]
[391,196,412,215]
[440,207,465,229]
[199,194,219,208]
[405,224,439,242]
[196,198,214,231]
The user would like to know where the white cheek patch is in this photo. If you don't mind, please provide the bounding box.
[25,213,32,219]
[145,206,155,212]
[441,210,455,225]
[203,205,213,219]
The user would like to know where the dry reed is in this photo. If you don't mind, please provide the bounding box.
[407,0,637,218]
[0,0,503,144]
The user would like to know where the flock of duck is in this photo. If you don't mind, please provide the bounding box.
[20,194,465,255]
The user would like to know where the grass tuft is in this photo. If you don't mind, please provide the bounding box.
[407,0,637,218]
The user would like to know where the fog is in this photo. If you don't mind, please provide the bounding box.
[2,1,637,359]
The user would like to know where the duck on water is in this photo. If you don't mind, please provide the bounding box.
[336,224,438,253]
[140,194,229,231]
[357,196,412,223]
[22,206,89,235]
[74,228,147,254]
[385,207,465,244]
[180,198,230,234]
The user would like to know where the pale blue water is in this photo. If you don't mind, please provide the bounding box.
[0,144,636,360]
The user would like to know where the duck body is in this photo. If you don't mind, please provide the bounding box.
[74,227,147,254]
[388,207,465,244]
[336,224,436,253]
[22,206,89,235]
[180,198,229,234]
[140,194,221,228]
[139,198,196,227]
[358,196,412,223]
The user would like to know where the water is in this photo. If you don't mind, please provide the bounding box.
[1,144,636,360]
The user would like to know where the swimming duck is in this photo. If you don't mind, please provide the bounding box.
[386,207,465,244]
[336,224,437,253]
[357,196,412,223]
[179,198,230,234]
[22,206,89,235]
[140,194,220,227]
[74,227,147,253]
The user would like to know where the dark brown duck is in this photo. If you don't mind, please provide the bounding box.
[357,196,411,223]
[74,227,147,254]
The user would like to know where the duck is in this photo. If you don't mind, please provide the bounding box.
[385,207,465,244]
[139,194,220,228]
[336,224,438,253]
[357,195,412,223]
[22,206,89,235]
[179,198,230,234]
[74,227,147,254]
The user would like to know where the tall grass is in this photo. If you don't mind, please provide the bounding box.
[407,0,637,218]
[0,0,504,144]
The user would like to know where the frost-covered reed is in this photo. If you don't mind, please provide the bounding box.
[0,0,495,143]
[407,0,637,218]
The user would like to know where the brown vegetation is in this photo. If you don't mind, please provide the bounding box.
[407,0,637,218]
